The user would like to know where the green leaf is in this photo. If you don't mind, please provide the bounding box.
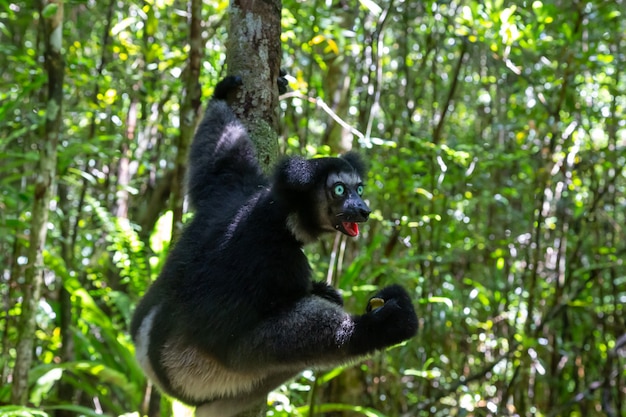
[41,3,58,18]
[404,368,442,379]
[0,406,48,417]
[111,16,137,36]
[596,54,614,64]
[427,296,453,309]
[45,405,109,417]
[316,365,349,384]
[358,0,382,16]
[297,403,387,417]
[496,257,505,270]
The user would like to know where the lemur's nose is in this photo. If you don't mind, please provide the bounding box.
[359,204,371,220]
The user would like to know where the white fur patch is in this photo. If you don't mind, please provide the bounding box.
[326,171,362,188]
[161,340,265,403]
[134,306,162,389]
[135,307,263,404]
[335,314,356,346]
[286,213,318,244]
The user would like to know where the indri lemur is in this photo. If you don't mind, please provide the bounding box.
[130,76,418,417]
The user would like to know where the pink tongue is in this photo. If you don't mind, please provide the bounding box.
[342,222,359,237]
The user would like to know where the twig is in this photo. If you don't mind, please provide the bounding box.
[411,347,517,412]
[280,91,366,144]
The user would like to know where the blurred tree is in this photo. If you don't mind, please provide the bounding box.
[10,0,64,406]
[169,0,203,242]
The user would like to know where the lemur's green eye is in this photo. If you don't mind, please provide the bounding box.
[333,184,345,196]
[356,185,364,196]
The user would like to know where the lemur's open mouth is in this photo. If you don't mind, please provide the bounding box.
[339,221,360,237]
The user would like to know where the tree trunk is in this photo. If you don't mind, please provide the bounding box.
[224,1,283,415]
[226,0,283,172]
[170,0,203,242]
[11,0,64,405]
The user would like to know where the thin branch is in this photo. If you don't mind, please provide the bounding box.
[280,91,368,145]
[87,0,116,140]
[432,40,468,144]
[364,0,393,141]
[412,346,518,413]
[170,0,203,242]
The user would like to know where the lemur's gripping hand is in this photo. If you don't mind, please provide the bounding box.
[213,75,243,100]
[364,285,418,345]
[278,69,289,94]
[214,71,288,100]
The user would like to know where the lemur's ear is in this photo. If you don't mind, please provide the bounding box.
[273,156,315,192]
[341,152,367,178]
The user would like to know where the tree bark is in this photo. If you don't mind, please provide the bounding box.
[226,0,282,172]
[224,1,282,415]
[11,0,64,405]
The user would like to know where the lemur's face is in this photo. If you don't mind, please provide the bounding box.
[320,171,371,237]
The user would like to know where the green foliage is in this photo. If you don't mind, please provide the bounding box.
[1,0,625,416]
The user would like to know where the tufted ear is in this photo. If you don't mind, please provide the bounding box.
[273,156,316,192]
[341,152,368,178]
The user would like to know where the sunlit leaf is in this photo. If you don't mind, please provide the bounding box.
[111,17,137,36]
[358,0,382,17]
[41,3,58,18]
[427,296,453,309]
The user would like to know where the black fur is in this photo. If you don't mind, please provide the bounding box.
[130,76,418,417]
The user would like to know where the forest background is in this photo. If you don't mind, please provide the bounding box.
[0,0,625,417]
